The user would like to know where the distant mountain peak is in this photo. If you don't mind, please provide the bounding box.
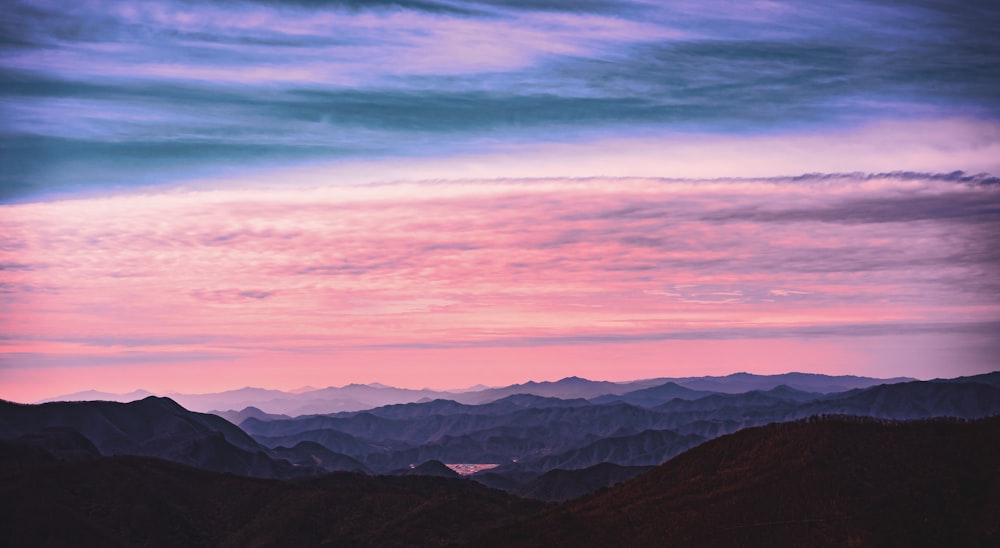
[557,376,591,383]
[136,395,186,411]
[35,388,155,404]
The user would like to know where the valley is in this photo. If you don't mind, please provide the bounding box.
[2,371,998,546]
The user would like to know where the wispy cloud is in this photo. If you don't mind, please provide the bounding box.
[2,0,998,201]
[2,174,997,396]
[1,0,999,397]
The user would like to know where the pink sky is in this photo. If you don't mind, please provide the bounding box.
[2,174,997,401]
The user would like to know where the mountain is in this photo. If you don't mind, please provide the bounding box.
[513,462,654,502]
[212,406,291,426]
[934,370,1000,387]
[254,427,380,457]
[760,384,825,402]
[450,376,665,405]
[241,401,675,473]
[269,441,371,474]
[275,384,455,415]
[0,397,305,478]
[37,389,154,404]
[471,429,703,494]
[801,379,1000,419]
[3,427,101,462]
[479,416,1000,546]
[589,381,716,407]
[38,384,457,416]
[668,371,914,394]
[505,429,705,473]
[6,414,994,546]
[36,373,914,416]
[650,377,1000,433]
[391,459,461,478]
[237,375,1000,479]
[0,456,545,547]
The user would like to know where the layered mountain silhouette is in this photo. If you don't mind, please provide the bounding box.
[513,462,654,502]
[39,372,913,415]
[228,373,1000,491]
[477,416,1000,547]
[390,459,461,478]
[0,397,359,478]
[8,372,999,497]
[0,455,545,547]
[2,415,995,547]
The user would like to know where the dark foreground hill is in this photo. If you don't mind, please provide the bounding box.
[0,452,546,548]
[478,416,1000,547]
[0,397,342,478]
[2,416,996,547]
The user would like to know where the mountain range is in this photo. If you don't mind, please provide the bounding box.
[2,414,996,546]
[39,372,915,416]
[230,373,1000,491]
[0,397,325,478]
[6,372,998,500]
[476,415,1000,547]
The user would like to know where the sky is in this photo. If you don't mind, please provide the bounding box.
[1,0,999,401]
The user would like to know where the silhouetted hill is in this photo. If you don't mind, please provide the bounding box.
[934,370,1000,387]
[451,376,665,404]
[390,459,461,478]
[213,406,291,426]
[270,441,371,474]
[243,401,674,473]
[670,371,913,394]
[254,427,380,457]
[40,385,459,415]
[478,416,1000,547]
[590,381,714,407]
[805,380,1000,419]
[5,427,101,461]
[37,372,912,415]
[239,375,1000,481]
[0,456,545,547]
[513,462,653,502]
[650,377,1000,435]
[509,428,704,472]
[359,398,472,419]
[0,397,304,478]
[761,384,825,402]
[37,389,154,404]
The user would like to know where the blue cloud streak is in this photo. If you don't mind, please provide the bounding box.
[1,0,999,201]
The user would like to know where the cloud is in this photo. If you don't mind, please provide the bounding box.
[2,174,996,347]
[2,0,1000,392]
[0,351,233,369]
[3,0,999,201]
[2,173,998,395]
[701,174,1000,225]
[191,289,278,303]
[364,320,1000,349]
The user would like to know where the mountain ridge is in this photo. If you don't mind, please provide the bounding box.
[2,415,995,546]
[477,415,1000,546]
[34,372,917,416]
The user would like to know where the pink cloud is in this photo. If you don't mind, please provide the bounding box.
[2,174,998,401]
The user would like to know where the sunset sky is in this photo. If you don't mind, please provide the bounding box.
[1,0,999,401]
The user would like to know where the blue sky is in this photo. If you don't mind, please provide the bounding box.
[2,0,999,201]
